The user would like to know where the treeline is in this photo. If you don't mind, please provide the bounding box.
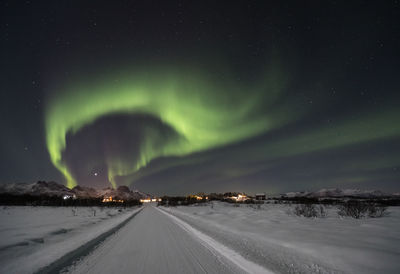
[158,196,209,206]
[0,194,142,207]
[278,196,400,206]
[156,193,400,208]
[158,193,263,207]
[157,193,234,207]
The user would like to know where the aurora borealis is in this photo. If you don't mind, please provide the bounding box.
[1,1,399,194]
[45,64,289,188]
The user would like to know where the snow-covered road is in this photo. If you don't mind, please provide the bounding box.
[67,205,269,274]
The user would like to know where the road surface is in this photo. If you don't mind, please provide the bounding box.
[67,205,268,274]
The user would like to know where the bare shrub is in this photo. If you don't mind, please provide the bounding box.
[293,204,326,218]
[367,203,388,218]
[338,201,388,218]
[317,204,327,217]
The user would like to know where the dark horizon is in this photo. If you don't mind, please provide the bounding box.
[3,179,399,198]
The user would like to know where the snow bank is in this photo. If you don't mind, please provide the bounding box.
[163,202,400,274]
[0,206,141,274]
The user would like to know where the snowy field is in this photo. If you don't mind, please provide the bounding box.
[162,202,400,274]
[67,205,262,274]
[0,206,141,273]
[0,203,399,274]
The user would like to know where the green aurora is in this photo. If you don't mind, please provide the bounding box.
[45,65,400,190]
[45,66,291,188]
[3,1,399,194]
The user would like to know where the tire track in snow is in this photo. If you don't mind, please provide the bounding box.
[156,206,273,274]
[36,207,143,274]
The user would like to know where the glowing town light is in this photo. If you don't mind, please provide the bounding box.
[102,196,124,203]
[229,194,248,202]
[63,194,72,200]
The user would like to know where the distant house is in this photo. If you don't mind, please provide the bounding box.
[188,194,208,201]
[255,193,266,200]
[102,196,124,203]
[140,198,161,203]
[63,194,73,200]
[229,194,249,202]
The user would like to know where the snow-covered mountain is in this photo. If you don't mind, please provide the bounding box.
[0,181,73,197]
[282,188,392,198]
[71,185,99,198]
[0,181,149,200]
[95,186,150,200]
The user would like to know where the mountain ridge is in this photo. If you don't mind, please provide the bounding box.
[0,181,150,200]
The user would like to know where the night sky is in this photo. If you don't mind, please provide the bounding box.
[1,1,399,195]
